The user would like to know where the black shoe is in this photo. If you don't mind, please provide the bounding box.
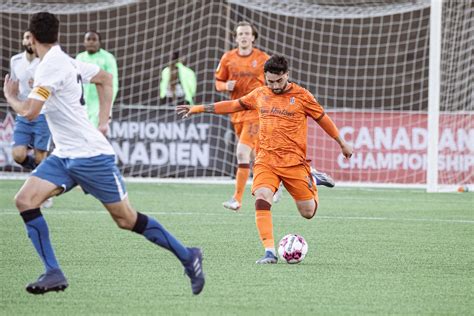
[26,269,68,295]
[183,248,205,295]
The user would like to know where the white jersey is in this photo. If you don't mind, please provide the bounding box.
[28,45,115,158]
[10,52,43,111]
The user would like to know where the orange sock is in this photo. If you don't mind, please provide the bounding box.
[255,199,274,249]
[233,164,250,203]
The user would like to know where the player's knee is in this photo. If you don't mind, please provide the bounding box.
[34,155,46,165]
[14,192,32,211]
[301,203,318,219]
[12,150,27,164]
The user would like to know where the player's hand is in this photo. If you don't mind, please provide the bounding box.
[340,142,353,159]
[3,74,19,101]
[98,123,109,136]
[226,80,236,91]
[176,104,192,118]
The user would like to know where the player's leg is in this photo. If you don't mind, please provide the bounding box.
[223,120,258,211]
[252,163,279,264]
[15,156,74,294]
[32,116,54,208]
[32,113,52,166]
[281,164,319,219]
[12,116,36,170]
[72,155,204,294]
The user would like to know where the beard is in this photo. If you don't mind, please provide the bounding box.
[23,45,34,55]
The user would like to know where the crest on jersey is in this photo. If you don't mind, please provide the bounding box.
[252,60,257,68]
[290,97,295,104]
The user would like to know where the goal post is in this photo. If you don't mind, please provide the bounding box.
[427,0,442,192]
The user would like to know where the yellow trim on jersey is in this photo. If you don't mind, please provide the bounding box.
[32,86,51,101]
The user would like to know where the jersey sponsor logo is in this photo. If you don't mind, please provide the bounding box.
[260,107,296,117]
[290,97,295,104]
[231,71,258,78]
[252,60,257,68]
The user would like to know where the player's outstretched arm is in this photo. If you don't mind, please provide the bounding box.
[3,74,44,120]
[177,99,245,119]
[317,113,353,159]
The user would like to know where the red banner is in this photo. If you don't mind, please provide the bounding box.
[308,111,474,185]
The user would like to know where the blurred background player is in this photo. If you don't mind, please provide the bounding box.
[177,55,353,264]
[4,12,204,295]
[76,30,118,127]
[215,21,270,211]
[160,51,197,106]
[10,30,53,208]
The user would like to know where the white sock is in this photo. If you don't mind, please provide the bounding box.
[265,248,276,255]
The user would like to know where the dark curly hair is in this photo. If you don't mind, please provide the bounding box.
[264,55,289,74]
[29,12,59,44]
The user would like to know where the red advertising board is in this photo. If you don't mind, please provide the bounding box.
[307,111,474,185]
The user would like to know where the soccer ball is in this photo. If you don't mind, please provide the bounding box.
[278,234,308,264]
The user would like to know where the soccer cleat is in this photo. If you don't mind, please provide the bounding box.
[311,168,335,188]
[26,269,68,295]
[255,251,278,264]
[222,197,241,211]
[272,183,283,203]
[184,247,205,295]
[41,198,53,209]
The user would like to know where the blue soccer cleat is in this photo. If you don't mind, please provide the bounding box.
[184,247,205,295]
[26,269,68,295]
[255,251,278,264]
[311,168,335,188]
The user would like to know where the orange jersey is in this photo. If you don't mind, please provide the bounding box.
[239,83,325,167]
[215,48,269,123]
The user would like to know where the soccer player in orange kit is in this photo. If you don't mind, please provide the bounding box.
[215,21,270,211]
[178,55,352,264]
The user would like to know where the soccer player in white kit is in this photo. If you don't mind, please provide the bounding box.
[3,12,204,295]
[10,31,51,171]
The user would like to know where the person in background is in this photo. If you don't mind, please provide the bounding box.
[160,51,197,106]
[76,30,118,127]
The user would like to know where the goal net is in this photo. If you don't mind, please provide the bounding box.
[0,0,472,190]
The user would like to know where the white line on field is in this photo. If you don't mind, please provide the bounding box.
[0,209,473,224]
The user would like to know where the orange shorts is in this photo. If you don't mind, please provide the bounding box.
[251,162,318,202]
[233,120,259,149]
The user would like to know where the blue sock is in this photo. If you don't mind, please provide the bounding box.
[19,155,37,170]
[132,212,191,264]
[20,209,60,272]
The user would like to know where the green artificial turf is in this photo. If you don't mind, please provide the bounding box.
[1,180,472,315]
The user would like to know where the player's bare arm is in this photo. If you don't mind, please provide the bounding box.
[3,74,44,120]
[334,135,353,159]
[316,111,353,159]
[90,69,113,135]
[177,99,246,118]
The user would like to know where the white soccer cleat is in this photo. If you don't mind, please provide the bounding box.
[272,183,283,203]
[255,251,278,264]
[311,168,335,188]
[222,197,241,211]
[41,198,53,209]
